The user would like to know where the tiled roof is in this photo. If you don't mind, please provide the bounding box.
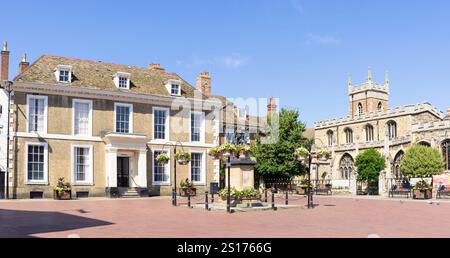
[14,55,202,98]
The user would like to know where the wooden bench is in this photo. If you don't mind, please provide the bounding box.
[389,184,412,198]
[437,185,450,199]
[315,184,332,195]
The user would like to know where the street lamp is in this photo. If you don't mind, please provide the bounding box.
[0,80,12,200]
[296,140,331,209]
[160,141,189,206]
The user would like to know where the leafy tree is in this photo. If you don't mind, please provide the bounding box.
[355,149,386,182]
[252,109,309,179]
[400,145,444,178]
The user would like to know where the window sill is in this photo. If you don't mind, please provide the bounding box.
[153,182,171,186]
[25,182,49,186]
[72,183,94,186]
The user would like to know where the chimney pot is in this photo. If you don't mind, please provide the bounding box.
[19,53,30,74]
[1,41,10,81]
[149,63,165,72]
[196,71,211,97]
[267,97,278,117]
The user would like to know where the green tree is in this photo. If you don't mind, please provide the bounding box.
[355,149,386,182]
[400,145,444,178]
[252,108,309,179]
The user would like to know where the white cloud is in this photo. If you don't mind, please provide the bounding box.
[290,0,305,15]
[177,54,249,69]
[306,33,341,46]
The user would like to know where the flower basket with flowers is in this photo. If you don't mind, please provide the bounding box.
[295,147,310,162]
[174,152,191,165]
[179,179,197,197]
[52,178,72,200]
[156,153,170,165]
[317,150,331,161]
[413,180,433,199]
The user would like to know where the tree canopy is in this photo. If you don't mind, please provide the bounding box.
[355,149,386,182]
[400,145,444,178]
[252,108,310,179]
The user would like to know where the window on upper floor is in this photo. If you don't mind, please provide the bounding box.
[153,107,169,140]
[327,130,334,147]
[225,127,235,144]
[358,103,363,116]
[171,84,181,96]
[378,102,383,112]
[55,65,73,83]
[27,95,48,133]
[118,77,129,89]
[191,111,205,143]
[114,72,131,90]
[115,103,133,134]
[387,121,397,140]
[73,99,93,136]
[365,124,374,142]
[345,128,353,144]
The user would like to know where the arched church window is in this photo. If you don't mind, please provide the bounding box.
[418,141,431,147]
[392,151,404,179]
[365,124,374,142]
[442,140,450,170]
[387,121,397,140]
[358,103,363,116]
[344,128,353,144]
[327,130,334,147]
[377,102,383,112]
[340,154,354,180]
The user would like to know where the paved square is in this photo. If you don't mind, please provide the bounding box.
[1,196,449,238]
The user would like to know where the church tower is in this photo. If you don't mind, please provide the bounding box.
[348,67,389,118]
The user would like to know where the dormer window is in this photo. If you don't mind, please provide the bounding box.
[114,72,131,90]
[165,79,182,96]
[171,84,180,96]
[55,65,73,83]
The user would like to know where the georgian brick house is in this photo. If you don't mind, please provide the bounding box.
[2,47,235,199]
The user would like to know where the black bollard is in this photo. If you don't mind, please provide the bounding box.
[211,192,215,203]
[205,191,209,211]
[188,194,191,208]
[265,189,268,203]
[172,189,175,206]
[272,191,276,211]
[285,190,289,206]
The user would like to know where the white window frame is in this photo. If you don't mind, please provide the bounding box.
[190,111,205,143]
[189,151,206,186]
[71,144,94,185]
[24,142,48,185]
[55,65,73,84]
[152,149,171,186]
[26,95,48,134]
[114,72,131,90]
[152,107,170,141]
[165,79,182,96]
[72,99,93,137]
[114,103,133,134]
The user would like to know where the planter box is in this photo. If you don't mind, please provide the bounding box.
[54,190,72,200]
[179,188,197,197]
[413,189,432,200]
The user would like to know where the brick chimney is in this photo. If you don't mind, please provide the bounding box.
[19,53,30,74]
[447,107,450,117]
[267,97,277,117]
[196,71,211,97]
[149,63,165,72]
[1,41,10,81]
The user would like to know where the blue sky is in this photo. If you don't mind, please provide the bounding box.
[2,0,450,127]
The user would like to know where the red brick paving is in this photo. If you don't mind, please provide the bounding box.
[1,195,449,238]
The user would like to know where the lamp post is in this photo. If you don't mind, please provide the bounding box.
[0,80,12,200]
[296,140,330,209]
[226,155,232,213]
[161,141,188,207]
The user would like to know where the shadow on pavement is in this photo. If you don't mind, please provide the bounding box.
[0,209,113,238]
